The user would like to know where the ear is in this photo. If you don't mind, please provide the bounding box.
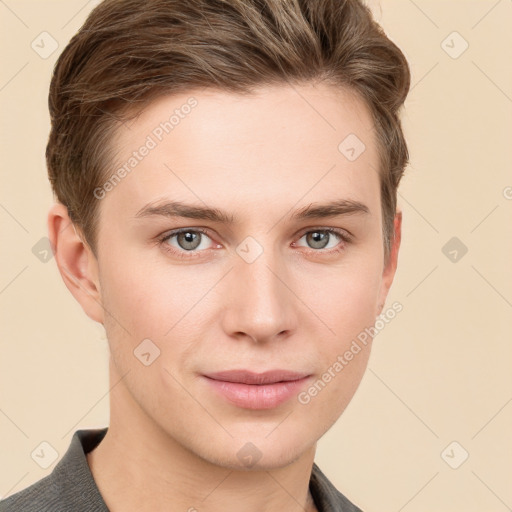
[376,209,402,316]
[47,202,105,324]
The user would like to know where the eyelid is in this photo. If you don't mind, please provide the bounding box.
[159,226,212,242]
[158,227,220,249]
[294,226,353,243]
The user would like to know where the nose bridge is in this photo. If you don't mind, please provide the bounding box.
[222,242,297,341]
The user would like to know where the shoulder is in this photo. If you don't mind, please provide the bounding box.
[0,428,109,512]
[0,473,62,512]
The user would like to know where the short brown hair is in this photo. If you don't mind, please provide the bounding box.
[47,0,410,262]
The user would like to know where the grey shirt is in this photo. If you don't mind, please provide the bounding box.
[0,428,363,511]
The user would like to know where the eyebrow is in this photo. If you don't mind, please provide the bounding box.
[134,198,370,223]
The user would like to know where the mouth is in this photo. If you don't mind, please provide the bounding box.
[201,369,312,410]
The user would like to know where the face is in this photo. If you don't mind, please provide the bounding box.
[76,83,400,469]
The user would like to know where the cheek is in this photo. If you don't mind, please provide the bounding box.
[304,256,381,401]
[99,251,207,339]
[298,325,373,430]
[99,229,384,343]
[307,257,383,337]
[302,276,378,422]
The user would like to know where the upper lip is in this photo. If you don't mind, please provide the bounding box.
[203,369,311,385]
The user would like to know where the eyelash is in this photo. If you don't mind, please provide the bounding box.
[157,227,353,260]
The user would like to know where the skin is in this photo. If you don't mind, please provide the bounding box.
[48,83,401,512]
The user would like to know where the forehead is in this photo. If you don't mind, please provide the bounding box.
[101,83,381,222]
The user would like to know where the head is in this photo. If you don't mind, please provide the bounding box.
[48,0,410,470]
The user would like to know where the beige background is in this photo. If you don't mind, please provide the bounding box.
[1,0,511,510]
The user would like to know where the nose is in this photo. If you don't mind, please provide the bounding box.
[220,248,298,344]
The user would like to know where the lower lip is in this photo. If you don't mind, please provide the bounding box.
[202,376,311,410]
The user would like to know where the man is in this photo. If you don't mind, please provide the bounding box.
[0,0,410,510]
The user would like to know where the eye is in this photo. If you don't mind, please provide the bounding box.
[157,226,351,260]
[159,228,216,255]
[295,228,350,251]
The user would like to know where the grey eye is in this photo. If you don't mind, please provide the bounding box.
[176,231,202,250]
[164,230,213,252]
[306,231,330,249]
[298,230,342,250]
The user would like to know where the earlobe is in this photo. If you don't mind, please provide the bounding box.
[47,203,105,324]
